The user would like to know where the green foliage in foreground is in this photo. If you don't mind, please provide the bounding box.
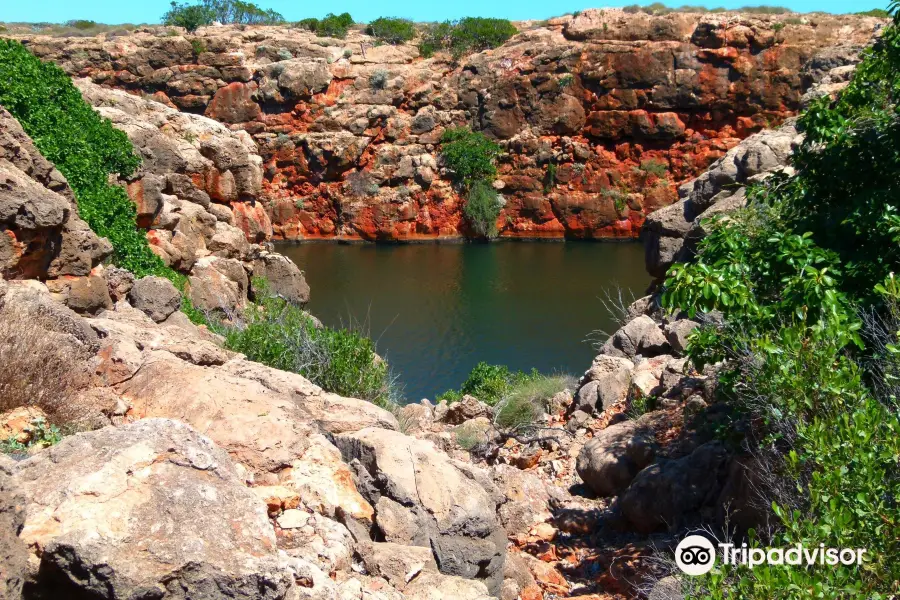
[366,17,416,45]
[437,362,540,406]
[660,16,900,597]
[0,39,171,279]
[212,280,396,407]
[418,17,517,59]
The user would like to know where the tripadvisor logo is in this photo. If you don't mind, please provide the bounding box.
[675,535,868,576]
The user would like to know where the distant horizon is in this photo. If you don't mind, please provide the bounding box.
[1,0,886,27]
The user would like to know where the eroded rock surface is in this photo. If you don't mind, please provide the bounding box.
[10,418,294,599]
[15,11,882,242]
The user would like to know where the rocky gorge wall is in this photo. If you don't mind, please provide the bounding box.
[13,10,883,242]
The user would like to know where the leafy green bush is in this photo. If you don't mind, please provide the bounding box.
[440,127,502,185]
[213,279,397,407]
[0,39,170,279]
[313,13,354,38]
[439,126,504,239]
[465,180,502,239]
[366,17,416,44]
[162,2,214,31]
[204,0,284,24]
[296,17,319,31]
[418,21,453,58]
[417,18,516,59]
[657,16,900,596]
[437,362,539,406]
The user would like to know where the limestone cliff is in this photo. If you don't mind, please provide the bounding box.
[13,10,882,241]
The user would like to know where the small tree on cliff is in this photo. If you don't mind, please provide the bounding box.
[439,127,503,239]
[163,2,214,32]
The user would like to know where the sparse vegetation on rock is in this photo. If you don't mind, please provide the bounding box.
[212,278,398,407]
[418,17,517,59]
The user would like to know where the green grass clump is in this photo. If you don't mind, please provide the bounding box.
[212,279,397,407]
[857,8,890,16]
[494,374,573,430]
[437,362,540,406]
[0,39,171,279]
[659,12,900,595]
[418,17,517,59]
[366,17,416,44]
[638,158,668,178]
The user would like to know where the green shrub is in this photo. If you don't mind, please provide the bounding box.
[465,180,502,239]
[370,69,388,90]
[190,38,207,56]
[66,19,98,30]
[200,0,283,24]
[162,2,214,31]
[417,18,516,59]
[296,17,319,31]
[366,17,416,44]
[314,12,354,38]
[212,279,397,407]
[857,8,890,16]
[544,162,558,192]
[418,21,453,58]
[657,16,900,596]
[437,362,539,406]
[737,4,790,13]
[440,126,502,185]
[0,39,170,279]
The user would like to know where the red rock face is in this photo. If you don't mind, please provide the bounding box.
[18,11,881,241]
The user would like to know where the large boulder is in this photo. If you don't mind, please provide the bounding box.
[251,253,310,305]
[576,417,657,497]
[335,428,507,595]
[188,255,249,314]
[128,275,182,322]
[573,355,635,413]
[0,458,26,600]
[600,315,670,359]
[9,419,294,598]
[0,108,111,281]
[620,441,730,533]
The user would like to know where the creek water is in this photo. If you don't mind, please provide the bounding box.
[277,241,649,402]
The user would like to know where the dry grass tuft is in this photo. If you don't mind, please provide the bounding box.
[0,306,91,427]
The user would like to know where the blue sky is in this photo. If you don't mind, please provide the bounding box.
[2,0,883,25]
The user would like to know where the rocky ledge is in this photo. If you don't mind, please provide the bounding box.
[13,10,883,241]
